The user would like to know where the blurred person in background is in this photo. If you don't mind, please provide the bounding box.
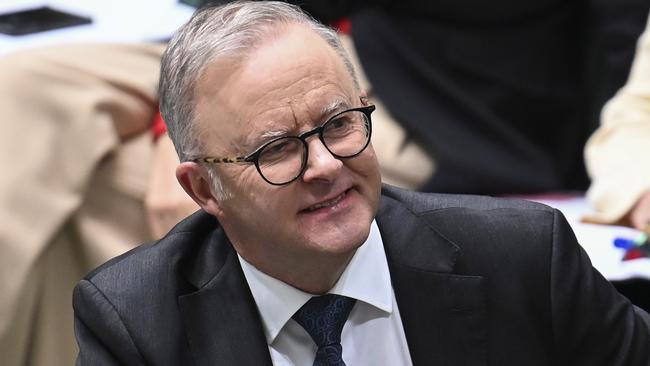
[584,13,650,231]
[0,42,190,366]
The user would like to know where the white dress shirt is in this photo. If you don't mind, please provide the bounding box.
[238,220,413,365]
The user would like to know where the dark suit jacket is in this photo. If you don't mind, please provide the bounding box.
[73,185,650,365]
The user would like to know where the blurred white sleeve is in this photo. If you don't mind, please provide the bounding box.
[584,13,650,224]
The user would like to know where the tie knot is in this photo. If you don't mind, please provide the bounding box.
[292,294,356,347]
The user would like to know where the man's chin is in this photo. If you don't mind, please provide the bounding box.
[309,223,371,255]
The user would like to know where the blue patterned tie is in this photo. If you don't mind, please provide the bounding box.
[292,294,357,366]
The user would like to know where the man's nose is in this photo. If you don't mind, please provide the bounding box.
[301,138,343,182]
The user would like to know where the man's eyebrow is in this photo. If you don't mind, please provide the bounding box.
[259,129,288,140]
[320,99,350,117]
[241,128,289,151]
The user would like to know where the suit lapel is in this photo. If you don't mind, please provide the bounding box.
[377,193,487,366]
[178,228,273,366]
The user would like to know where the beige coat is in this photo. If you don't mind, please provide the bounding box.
[0,43,164,366]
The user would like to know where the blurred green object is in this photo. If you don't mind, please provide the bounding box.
[179,0,202,8]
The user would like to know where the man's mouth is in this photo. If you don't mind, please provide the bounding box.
[304,190,348,212]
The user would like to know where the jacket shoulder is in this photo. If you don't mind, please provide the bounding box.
[82,210,223,297]
[73,210,221,365]
[381,184,553,214]
[379,184,562,269]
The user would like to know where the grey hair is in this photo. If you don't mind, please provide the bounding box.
[159,0,359,165]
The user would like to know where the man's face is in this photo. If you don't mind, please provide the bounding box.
[193,24,382,281]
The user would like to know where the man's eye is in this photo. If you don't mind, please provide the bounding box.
[330,117,351,130]
[260,139,299,163]
[267,141,290,154]
[325,114,358,138]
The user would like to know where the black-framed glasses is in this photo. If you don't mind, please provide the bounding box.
[192,104,375,185]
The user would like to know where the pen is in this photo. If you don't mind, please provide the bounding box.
[613,233,648,250]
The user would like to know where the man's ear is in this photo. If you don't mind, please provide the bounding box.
[176,162,224,218]
[360,89,369,105]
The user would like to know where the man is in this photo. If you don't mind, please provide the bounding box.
[73,2,650,365]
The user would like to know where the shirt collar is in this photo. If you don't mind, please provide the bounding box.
[237,220,393,344]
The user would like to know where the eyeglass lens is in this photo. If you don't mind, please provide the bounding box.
[256,110,370,184]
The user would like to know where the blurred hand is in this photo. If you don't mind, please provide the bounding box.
[627,190,650,232]
[145,134,199,238]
